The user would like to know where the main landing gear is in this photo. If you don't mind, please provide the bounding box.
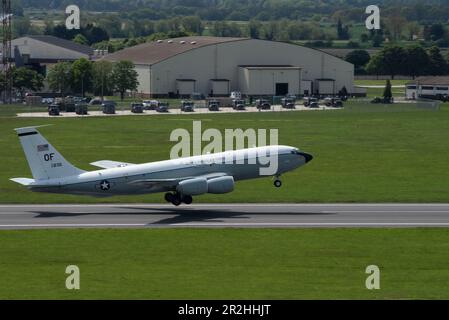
[274,176,282,188]
[165,192,193,206]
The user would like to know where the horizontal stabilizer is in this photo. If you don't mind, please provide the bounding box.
[10,178,35,186]
[90,160,136,169]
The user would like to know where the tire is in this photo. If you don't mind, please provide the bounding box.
[171,197,182,206]
[274,180,282,188]
[164,193,173,203]
[183,195,193,205]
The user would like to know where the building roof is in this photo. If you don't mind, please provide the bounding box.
[26,35,93,56]
[407,76,449,86]
[104,36,248,65]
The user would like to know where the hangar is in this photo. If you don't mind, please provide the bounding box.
[104,36,354,98]
[9,35,94,76]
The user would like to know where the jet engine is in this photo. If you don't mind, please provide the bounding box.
[176,176,235,195]
[207,176,234,194]
[177,178,208,195]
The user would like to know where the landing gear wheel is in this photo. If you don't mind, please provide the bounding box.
[171,196,182,206]
[165,192,182,206]
[274,179,282,188]
[164,192,173,203]
[182,195,193,205]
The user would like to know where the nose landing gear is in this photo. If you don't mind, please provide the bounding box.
[165,193,193,206]
[274,176,282,188]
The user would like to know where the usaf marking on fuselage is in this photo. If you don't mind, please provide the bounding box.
[10,126,313,206]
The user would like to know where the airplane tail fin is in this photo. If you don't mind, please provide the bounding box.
[14,126,85,181]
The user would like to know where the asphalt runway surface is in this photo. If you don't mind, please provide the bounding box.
[0,204,448,229]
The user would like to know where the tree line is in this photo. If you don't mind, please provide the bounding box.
[1,59,139,100]
[19,0,449,23]
[346,45,449,78]
[47,59,139,100]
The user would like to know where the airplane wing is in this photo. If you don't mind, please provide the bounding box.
[10,178,35,186]
[128,172,228,188]
[90,160,136,169]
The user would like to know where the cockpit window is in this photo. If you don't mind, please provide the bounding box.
[291,150,301,155]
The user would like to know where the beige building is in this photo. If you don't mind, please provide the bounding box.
[105,36,354,97]
[10,35,94,76]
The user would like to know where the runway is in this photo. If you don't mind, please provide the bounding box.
[0,204,449,229]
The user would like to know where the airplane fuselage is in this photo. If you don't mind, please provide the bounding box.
[27,146,309,197]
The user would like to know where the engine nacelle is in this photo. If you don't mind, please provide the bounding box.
[177,178,208,195]
[207,176,235,194]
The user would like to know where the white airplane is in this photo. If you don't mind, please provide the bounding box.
[10,126,313,206]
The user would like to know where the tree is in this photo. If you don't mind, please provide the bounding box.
[383,80,392,101]
[12,67,44,98]
[428,46,448,75]
[386,15,407,41]
[377,45,408,79]
[405,45,429,78]
[180,16,203,34]
[337,18,350,40]
[407,22,421,41]
[365,54,385,77]
[429,24,446,41]
[248,20,262,39]
[46,62,72,95]
[71,58,93,96]
[111,61,138,100]
[345,50,370,73]
[92,60,114,99]
[73,34,89,45]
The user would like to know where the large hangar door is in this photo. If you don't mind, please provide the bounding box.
[239,66,301,96]
[176,79,196,96]
[210,79,230,96]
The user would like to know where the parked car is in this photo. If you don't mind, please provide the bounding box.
[131,103,144,113]
[371,97,393,104]
[303,97,318,107]
[208,100,220,111]
[309,101,320,108]
[143,100,159,110]
[281,97,296,109]
[75,103,88,115]
[324,97,343,108]
[232,99,246,110]
[180,101,195,112]
[102,101,116,114]
[256,99,271,110]
[156,102,169,113]
[48,104,60,116]
[89,98,103,106]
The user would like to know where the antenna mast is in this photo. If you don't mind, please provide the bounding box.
[2,0,12,104]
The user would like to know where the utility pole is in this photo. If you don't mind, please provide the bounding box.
[2,0,12,104]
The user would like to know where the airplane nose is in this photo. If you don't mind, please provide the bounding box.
[299,152,314,163]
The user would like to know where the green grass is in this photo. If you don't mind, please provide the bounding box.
[0,102,448,204]
[354,80,407,98]
[1,228,449,299]
[354,80,409,86]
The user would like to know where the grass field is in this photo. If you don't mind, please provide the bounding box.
[1,101,448,204]
[354,80,407,98]
[1,228,449,299]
